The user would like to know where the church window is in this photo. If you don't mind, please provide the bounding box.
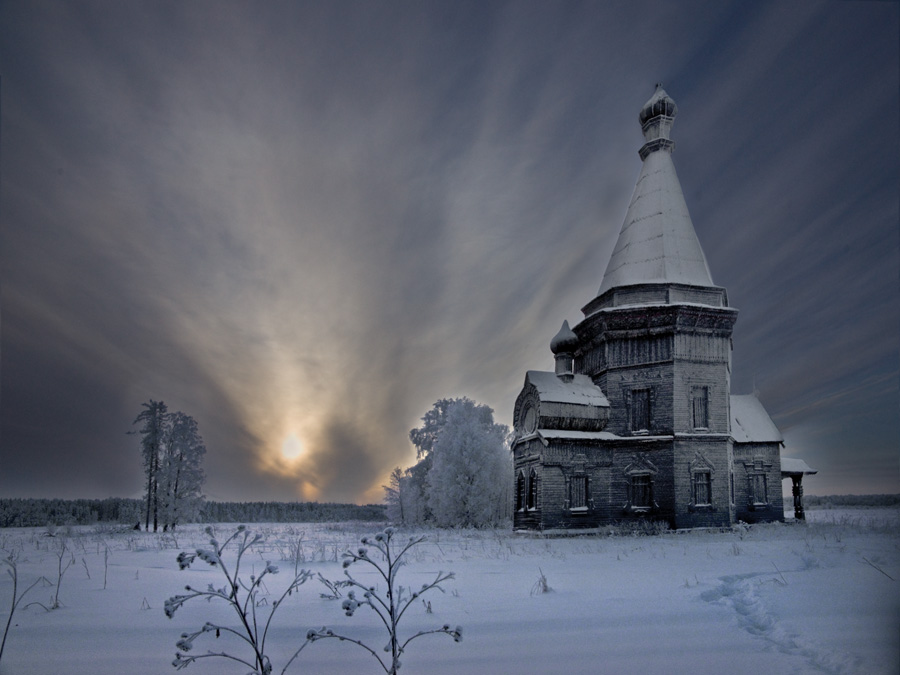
[631,388,651,432]
[569,475,588,511]
[692,471,711,506]
[516,471,526,511]
[631,474,653,510]
[526,468,538,510]
[749,474,768,506]
[691,386,709,429]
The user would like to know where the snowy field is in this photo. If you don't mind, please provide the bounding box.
[1,509,898,675]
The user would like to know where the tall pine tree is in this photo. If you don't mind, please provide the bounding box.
[131,400,169,532]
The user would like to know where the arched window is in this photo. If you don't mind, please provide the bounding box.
[516,471,526,511]
[526,468,538,510]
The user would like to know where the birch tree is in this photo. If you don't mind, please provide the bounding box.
[159,411,206,530]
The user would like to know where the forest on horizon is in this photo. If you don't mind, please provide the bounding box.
[0,497,386,528]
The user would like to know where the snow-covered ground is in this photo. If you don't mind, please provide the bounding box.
[1,509,898,675]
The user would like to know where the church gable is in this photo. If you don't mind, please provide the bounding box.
[513,370,610,436]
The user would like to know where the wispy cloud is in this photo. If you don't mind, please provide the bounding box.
[2,1,897,500]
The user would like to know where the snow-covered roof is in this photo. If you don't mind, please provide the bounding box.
[781,458,817,475]
[596,87,715,300]
[597,149,714,296]
[730,395,783,444]
[525,371,609,407]
[537,429,619,441]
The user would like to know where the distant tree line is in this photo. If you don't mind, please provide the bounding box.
[798,494,900,509]
[0,498,386,528]
[198,501,386,523]
[0,498,144,528]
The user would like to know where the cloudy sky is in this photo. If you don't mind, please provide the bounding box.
[2,0,897,503]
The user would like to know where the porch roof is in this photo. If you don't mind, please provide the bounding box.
[781,457,818,476]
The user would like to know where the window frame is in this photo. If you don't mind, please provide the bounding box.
[631,388,651,433]
[526,468,538,511]
[568,474,589,512]
[692,470,712,507]
[691,386,709,430]
[630,473,653,511]
[749,473,768,507]
[515,470,526,512]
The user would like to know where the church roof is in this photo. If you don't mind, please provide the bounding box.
[525,370,609,408]
[730,394,783,444]
[597,86,716,298]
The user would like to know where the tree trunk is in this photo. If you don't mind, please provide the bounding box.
[144,466,152,531]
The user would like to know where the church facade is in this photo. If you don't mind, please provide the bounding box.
[512,86,784,531]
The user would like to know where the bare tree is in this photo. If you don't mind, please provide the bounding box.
[382,467,405,524]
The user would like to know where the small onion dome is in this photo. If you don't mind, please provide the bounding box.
[639,84,678,125]
[550,320,578,354]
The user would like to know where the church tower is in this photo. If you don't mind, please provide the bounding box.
[511,86,784,531]
[573,85,737,528]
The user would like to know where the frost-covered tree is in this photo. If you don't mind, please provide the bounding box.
[401,456,433,524]
[159,412,206,531]
[131,400,169,532]
[131,401,206,532]
[384,462,431,526]
[425,398,510,527]
[384,455,433,526]
[409,399,463,459]
[402,398,511,528]
[383,467,405,524]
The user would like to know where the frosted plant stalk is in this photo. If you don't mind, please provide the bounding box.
[1,556,43,664]
[165,526,313,674]
[308,527,462,674]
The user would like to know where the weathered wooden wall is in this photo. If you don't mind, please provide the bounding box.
[733,442,784,523]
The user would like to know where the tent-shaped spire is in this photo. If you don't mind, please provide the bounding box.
[596,85,715,298]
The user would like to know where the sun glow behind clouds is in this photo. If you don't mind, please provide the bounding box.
[281,433,304,460]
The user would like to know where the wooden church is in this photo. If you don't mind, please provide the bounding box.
[512,86,785,531]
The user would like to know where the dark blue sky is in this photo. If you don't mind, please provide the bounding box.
[2,0,897,502]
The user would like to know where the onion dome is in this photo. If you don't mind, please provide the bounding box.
[639,84,678,125]
[638,84,677,160]
[550,320,578,354]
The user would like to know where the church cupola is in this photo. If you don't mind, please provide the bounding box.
[550,320,578,381]
[638,84,677,159]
